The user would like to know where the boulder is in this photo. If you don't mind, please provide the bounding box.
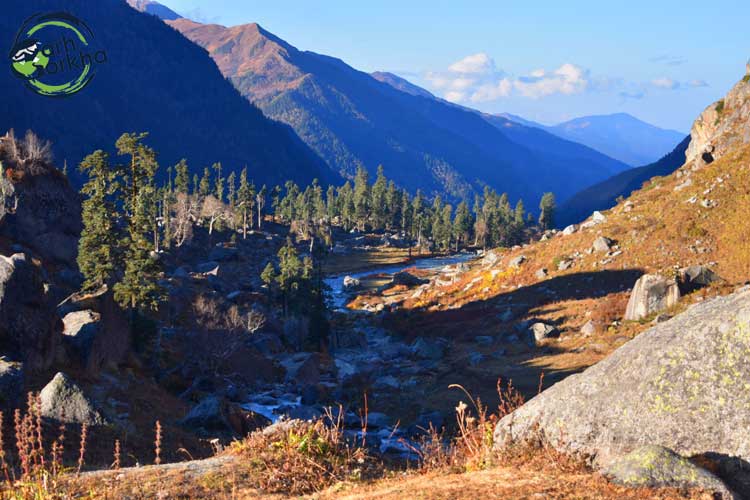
[343,276,361,291]
[410,337,446,361]
[509,255,526,268]
[494,288,750,486]
[391,271,428,287]
[208,245,238,262]
[0,169,81,266]
[40,373,105,425]
[180,395,228,434]
[280,353,320,385]
[592,236,614,253]
[535,268,548,280]
[196,261,220,275]
[529,322,556,343]
[603,446,735,499]
[580,320,597,337]
[0,360,24,408]
[624,274,680,321]
[0,253,59,371]
[557,259,573,271]
[562,224,578,236]
[62,310,101,370]
[591,211,607,223]
[679,265,722,292]
[481,250,501,267]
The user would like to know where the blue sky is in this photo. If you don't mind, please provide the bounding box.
[164,0,750,132]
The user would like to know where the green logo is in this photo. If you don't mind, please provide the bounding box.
[9,12,106,97]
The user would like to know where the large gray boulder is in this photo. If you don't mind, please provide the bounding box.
[0,169,81,266]
[0,253,59,371]
[494,288,750,487]
[40,372,105,425]
[624,274,680,321]
[0,359,24,408]
[680,265,722,292]
[603,445,736,499]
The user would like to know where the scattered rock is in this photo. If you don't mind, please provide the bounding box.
[580,320,597,337]
[0,253,59,371]
[196,261,220,275]
[481,250,501,267]
[535,268,548,280]
[62,310,102,371]
[592,236,614,253]
[509,255,526,268]
[603,446,735,499]
[562,224,578,236]
[679,265,722,292]
[592,211,607,223]
[557,259,573,271]
[0,359,24,408]
[624,274,680,321]
[392,271,428,287]
[529,322,557,343]
[674,177,693,191]
[410,337,446,360]
[40,372,105,425]
[208,245,238,262]
[343,276,361,290]
[281,353,320,385]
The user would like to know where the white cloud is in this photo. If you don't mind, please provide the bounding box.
[470,78,513,102]
[514,63,589,98]
[651,77,680,90]
[687,79,709,88]
[448,52,496,75]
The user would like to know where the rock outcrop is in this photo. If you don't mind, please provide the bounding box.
[40,372,106,425]
[494,288,750,490]
[0,253,59,371]
[623,274,680,321]
[686,75,750,166]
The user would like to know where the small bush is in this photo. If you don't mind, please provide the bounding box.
[743,74,750,83]
[231,411,371,494]
[715,99,725,114]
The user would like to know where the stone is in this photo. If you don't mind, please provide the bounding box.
[0,253,58,371]
[281,353,320,385]
[410,337,446,360]
[40,372,105,425]
[591,211,607,223]
[0,359,24,408]
[196,261,220,275]
[529,322,557,343]
[535,268,548,280]
[592,236,614,253]
[392,271,428,287]
[343,276,361,290]
[180,396,229,434]
[494,288,750,488]
[481,250,501,267]
[62,310,101,370]
[509,255,526,268]
[624,274,680,321]
[679,265,722,292]
[208,245,238,262]
[562,224,578,236]
[603,446,735,499]
[580,320,597,337]
[557,259,573,271]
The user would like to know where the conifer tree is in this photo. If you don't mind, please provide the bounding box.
[371,165,387,230]
[353,166,370,231]
[212,162,224,202]
[174,159,189,194]
[538,192,556,230]
[77,150,123,291]
[199,167,211,197]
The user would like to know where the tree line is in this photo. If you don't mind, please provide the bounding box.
[77,133,557,314]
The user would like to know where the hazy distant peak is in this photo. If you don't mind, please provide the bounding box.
[371,71,434,98]
[127,0,182,20]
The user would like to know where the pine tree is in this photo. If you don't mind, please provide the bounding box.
[212,162,224,202]
[371,165,387,230]
[174,159,189,194]
[538,192,556,230]
[192,173,199,195]
[261,261,277,288]
[112,132,164,311]
[353,166,370,231]
[77,150,123,291]
[199,167,211,197]
[453,200,472,251]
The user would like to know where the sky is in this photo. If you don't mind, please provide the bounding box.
[163,0,750,132]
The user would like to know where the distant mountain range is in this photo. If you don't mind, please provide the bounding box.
[556,136,690,227]
[0,0,332,188]
[127,0,181,20]
[500,112,685,166]
[167,18,631,206]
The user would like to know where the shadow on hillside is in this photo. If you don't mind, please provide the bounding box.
[385,268,644,341]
